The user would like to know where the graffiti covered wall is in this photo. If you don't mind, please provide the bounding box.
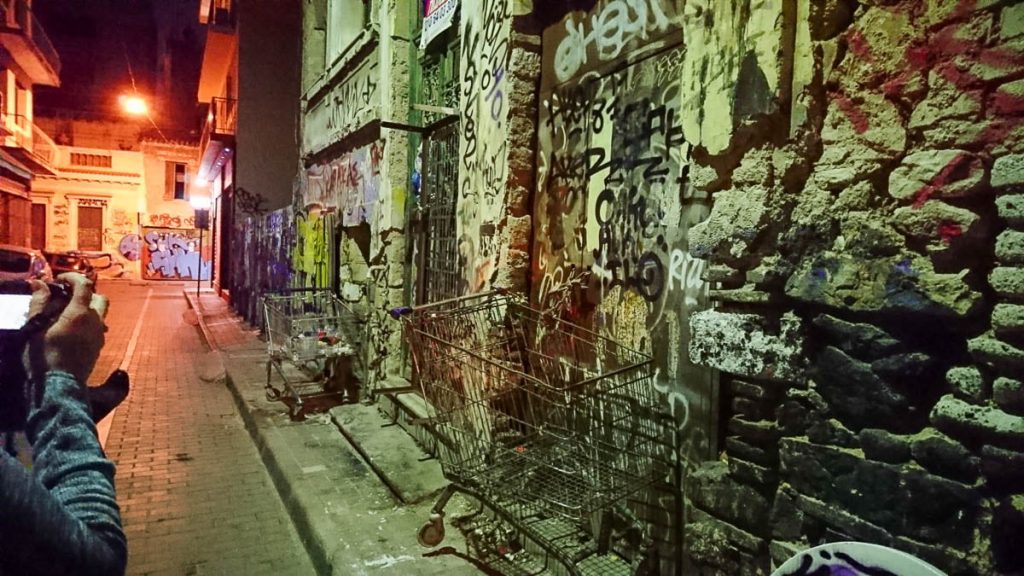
[141,228,212,281]
[456,0,514,293]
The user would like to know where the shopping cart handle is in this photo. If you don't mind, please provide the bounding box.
[389,306,413,319]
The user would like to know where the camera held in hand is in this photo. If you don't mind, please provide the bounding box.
[0,280,129,432]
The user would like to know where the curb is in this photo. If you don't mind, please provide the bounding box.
[182,289,333,576]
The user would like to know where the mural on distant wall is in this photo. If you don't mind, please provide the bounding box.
[141,228,211,280]
[457,0,512,292]
[300,141,383,226]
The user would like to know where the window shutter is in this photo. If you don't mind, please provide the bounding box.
[164,161,174,201]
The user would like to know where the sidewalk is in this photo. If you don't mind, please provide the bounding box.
[183,289,521,576]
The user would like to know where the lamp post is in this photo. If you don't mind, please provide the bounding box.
[190,195,211,298]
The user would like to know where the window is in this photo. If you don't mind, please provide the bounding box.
[326,0,364,65]
[166,161,187,200]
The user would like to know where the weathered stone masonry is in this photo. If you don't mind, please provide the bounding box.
[685,1,1024,574]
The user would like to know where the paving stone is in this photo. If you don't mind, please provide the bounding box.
[98,283,317,576]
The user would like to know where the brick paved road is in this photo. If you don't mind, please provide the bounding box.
[98,281,316,575]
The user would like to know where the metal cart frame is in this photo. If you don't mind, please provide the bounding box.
[391,290,663,575]
[263,288,361,419]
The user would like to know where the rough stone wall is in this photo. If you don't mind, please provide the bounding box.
[685,1,1024,574]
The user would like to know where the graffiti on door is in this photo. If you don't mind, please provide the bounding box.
[141,228,211,280]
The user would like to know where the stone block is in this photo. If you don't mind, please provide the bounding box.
[683,520,743,574]
[892,201,981,243]
[892,535,982,576]
[779,437,980,546]
[703,264,744,283]
[870,352,936,383]
[812,314,904,361]
[817,86,906,189]
[688,187,770,266]
[786,252,982,319]
[993,154,1024,191]
[967,334,1024,370]
[993,376,1024,415]
[729,379,776,401]
[996,194,1024,225]
[837,212,905,258]
[994,495,1024,571]
[996,230,1024,265]
[980,444,1024,488]
[989,78,1024,117]
[686,462,771,534]
[931,394,1024,450]
[859,428,912,464]
[910,430,979,483]
[888,150,985,202]
[812,346,910,432]
[708,286,776,304]
[688,506,766,554]
[690,310,804,381]
[769,486,803,540]
[945,365,987,402]
[793,492,894,545]
[807,417,859,448]
[992,266,1024,299]
[768,540,804,569]
[728,417,780,446]
[733,396,774,420]
[728,457,778,488]
[726,436,778,468]
[1002,2,1024,40]
[776,400,811,437]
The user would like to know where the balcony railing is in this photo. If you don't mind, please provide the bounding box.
[2,113,56,171]
[199,97,237,156]
[0,0,61,81]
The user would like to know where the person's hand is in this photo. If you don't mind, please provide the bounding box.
[27,273,108,384]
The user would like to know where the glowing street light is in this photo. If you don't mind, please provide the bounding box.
[118,94,148,116]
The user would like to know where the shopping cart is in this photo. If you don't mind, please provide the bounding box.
[391,290,663,575]
[263,288,362,420]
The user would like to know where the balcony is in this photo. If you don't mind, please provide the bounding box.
[0,0,61,86]
[197,0,236,102]
[197,97,236,181]
[1,113,56,174]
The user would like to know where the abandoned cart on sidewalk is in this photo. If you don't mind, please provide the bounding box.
[263,288,362,419]
[391,290,665,576]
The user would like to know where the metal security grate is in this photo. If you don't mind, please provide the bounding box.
[418,120,461,303]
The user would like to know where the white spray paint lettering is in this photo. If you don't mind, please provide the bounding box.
[554,0,676,82]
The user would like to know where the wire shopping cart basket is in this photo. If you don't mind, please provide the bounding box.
[263,288,362,419]
[391,290,664,575]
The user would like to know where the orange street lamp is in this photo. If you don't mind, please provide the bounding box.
[118,94,148,116]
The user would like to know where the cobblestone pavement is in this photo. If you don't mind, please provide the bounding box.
[98,281,316,575]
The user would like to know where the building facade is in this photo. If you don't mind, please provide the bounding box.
[0,0,59,247]
[219,1,1024,574]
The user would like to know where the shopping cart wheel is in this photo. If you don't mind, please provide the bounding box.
[417,513,445,547]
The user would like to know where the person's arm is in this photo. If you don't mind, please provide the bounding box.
[0,370,126,576]
[0,274,126,575]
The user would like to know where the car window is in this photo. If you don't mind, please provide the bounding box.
[55,255,77,267]
[0,250,31,273]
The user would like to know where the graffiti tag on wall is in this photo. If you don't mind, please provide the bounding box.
[301,141,383,226]
[303,56,380,155]
[456,0,512,294]
[141,228,211,280]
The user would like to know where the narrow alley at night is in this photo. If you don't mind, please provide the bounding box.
[1,0,1023,575]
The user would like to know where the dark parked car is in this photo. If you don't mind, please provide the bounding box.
[43,251,98,285]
